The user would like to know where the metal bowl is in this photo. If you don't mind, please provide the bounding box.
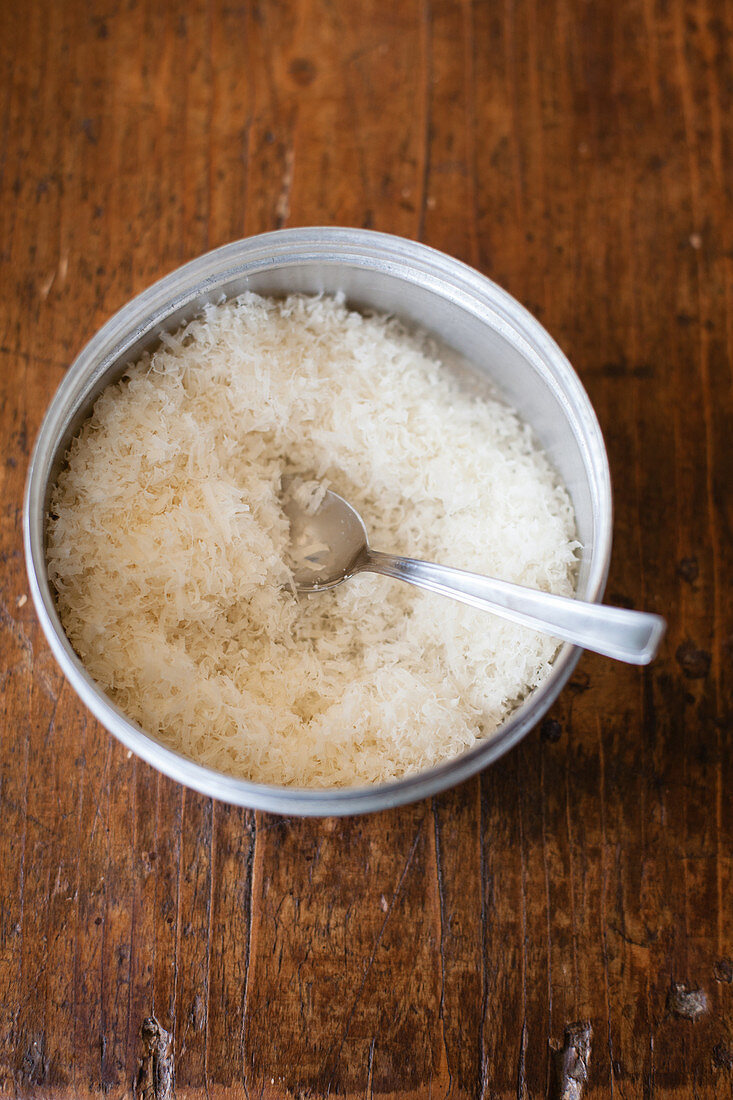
[24,228,612,815]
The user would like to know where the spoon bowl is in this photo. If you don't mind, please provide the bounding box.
[283,484,369,591]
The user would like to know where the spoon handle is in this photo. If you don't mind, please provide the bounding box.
[362,550,666,665]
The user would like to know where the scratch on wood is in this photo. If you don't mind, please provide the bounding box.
[516,1019,528,1100]
[38,252,69,299]
[431,798,453,1098]
[366,1036,376,1099]
[549,1020,592,1100]
[275,146,294,227]
[0,597,58,700]
[240,810,258,1100]
[133,1017,174,1100]
[478,775,490,1100]
[39,270,55,299]
[417,0,433,241]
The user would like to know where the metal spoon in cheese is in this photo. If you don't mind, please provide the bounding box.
[283,485,666,666]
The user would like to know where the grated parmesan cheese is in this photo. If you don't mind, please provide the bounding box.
[47,293,580,788]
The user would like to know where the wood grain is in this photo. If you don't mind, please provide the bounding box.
[0,0,731,1096]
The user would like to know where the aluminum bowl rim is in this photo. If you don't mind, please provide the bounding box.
[24,227,612,816]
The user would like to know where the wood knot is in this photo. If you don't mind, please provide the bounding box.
[714,958,733,983]
[712,1043,733,1070]
[134,1017,174,1100]
[676,556,699,584]
[549,1020,592,1100]
[20,1039,49,1086]
[541,717,562,743]
[288,57,317,86]
[190,994,206,1031]
[568,670,591,694]
[667,982,708,1020]
[675,641,711,679]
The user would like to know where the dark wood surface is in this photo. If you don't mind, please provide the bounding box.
[1,1,731,1096]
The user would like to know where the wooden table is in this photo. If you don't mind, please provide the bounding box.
[1,1,730,1096]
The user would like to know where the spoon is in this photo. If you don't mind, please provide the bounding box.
[282,486,666,665]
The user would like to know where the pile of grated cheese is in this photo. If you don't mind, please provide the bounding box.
[47,293,579,788]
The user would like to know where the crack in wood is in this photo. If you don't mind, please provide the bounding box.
[549,1020,592,1100]
[516,1020,528,1100]
[133,1017,174,1100]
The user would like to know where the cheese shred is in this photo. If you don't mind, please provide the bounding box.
[47,294,579,788]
